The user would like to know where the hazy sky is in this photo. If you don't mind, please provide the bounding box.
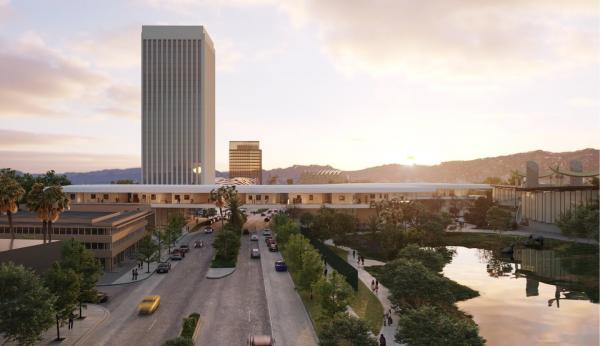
[0,0,598,173]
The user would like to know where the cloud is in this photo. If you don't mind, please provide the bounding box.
[0,150,139,173]
[280,0,599,79]
[69,26,140,69]
[0,32,139,119]
[0,129,90,148]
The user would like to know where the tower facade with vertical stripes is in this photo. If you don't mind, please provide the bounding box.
[141,26,215,184]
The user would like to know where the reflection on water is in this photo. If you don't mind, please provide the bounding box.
[443,246,599,346]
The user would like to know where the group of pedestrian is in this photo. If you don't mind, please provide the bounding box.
[353,250,366,267]
[383,308,393,326]
[371,279,379,293]
[131,267,139,280]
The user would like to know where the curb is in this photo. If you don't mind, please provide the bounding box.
[206,267,236,279]
[97,268,157,287]
[73,305,110,346]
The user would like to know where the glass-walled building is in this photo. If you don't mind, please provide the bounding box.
[229,141,262,184]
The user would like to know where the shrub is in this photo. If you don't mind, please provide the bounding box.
[319,313,378,346]
[181,313,200,339]
[162,336,193,346]
[397,244,446,273]
[395,306,485,346]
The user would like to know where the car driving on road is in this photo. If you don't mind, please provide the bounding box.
[251,248,260,259]
[274,260,287,272]
[268,242,278,252]
[138,295,160,314]
[204,227,214,234]
[156,262,171,273]
[250,234,258,241]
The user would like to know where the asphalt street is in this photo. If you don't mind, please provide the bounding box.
[91,220,271,345]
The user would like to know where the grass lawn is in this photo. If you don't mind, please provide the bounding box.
[350,279,384,334]
[210,257,236,268]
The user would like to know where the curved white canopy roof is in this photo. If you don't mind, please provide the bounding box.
[64,183,491,194]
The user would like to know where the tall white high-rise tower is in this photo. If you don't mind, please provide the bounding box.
[141,25,215,184]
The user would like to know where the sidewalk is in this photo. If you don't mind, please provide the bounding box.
[325,241,401,345]
[97,228,202,286]
[26,305,108,346]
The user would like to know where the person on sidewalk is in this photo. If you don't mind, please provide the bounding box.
[371,279,375,291]
[324,268,328,276]
[361,256,365,265]
[68,314,74,330]
[352,250,355,259]
[376,280,379,290]
[132,268,136,280]
[383,312,388,326]
[134,268,138,280]
[379,334,386,346]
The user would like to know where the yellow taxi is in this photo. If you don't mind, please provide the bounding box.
[138,295,161,314]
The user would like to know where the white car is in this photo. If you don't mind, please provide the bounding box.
[204,227,214,234]
[250,234,258,241]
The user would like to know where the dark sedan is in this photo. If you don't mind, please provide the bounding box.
[274,260,287,272]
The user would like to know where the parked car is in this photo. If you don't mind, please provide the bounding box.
[84,291,108,303]
[249,335,274,346]
[251,248,260,259]
[95,291,109,303]
[194,240,204,248]
[260,213,266,217]
[274,260,287,272]
[170,252,183,261]
[179,244,190,253]
[250,234,259,241]
[204,227,214,234]
[269,243,278,252]
[262,229,272,236]
[264,218,270,222]
[138,295,160,314]
[156,262,171,273]
[265,238,273,246]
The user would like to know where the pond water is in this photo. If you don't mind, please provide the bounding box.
[443,246,599,346]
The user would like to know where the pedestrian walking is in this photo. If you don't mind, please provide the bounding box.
[376,280,379,289]
[134,268,138,280]
[387,315,392,326]
[352,250,355,259]
[68,314,74,330]
[383,313,387,326]
[379,334,386,346]
[132,268,135,280]
[324,268,328,276]
[361,256,365,265]
[371,279,375,291]
[357,257,361,267]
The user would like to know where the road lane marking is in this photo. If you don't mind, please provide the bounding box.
[148,317,157,331]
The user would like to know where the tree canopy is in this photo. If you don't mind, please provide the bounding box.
[0,263,55,345]
[486,206,513,231]
[319,313,378,346]
[395,306,485,346]
[557,202,599,240]
[313,272,353,318]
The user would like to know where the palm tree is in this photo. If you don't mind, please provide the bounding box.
[27,184,70,243]
[27,183,51,243]
[209,186,237,229]
[44,186,70,242]
[0,174,25,242]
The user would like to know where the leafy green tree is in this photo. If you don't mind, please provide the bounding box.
[299,212,314,227]
[311,208,357,240]
[313,272,353,318]
[486,206,513,231]
[297,247,324,293]
[45,262,79,341]
[464,196,494,228]
[0,262,55,345]
[0,174,25,241]
[372,199,404,228]
[165,213,185,252]
[60,240,102,318]
[557,202,599,240]
[273,216,299,247]
[212,230,241,262]
[227,196,245,232]
[282,233,310,271]
[319,313,378,346]
[137,235,159,272]
[381,259,454,310]
[397,244,446,273]
[395,306,485,346]
[366,215,380,234]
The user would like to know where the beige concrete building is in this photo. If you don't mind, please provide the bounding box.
[229,141,262,184]
[141,26,215,185]
[0,210,154,271]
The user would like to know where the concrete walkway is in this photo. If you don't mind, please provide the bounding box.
[447,226,599,245]
[19,305,109,346]
[325,240,400,345]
